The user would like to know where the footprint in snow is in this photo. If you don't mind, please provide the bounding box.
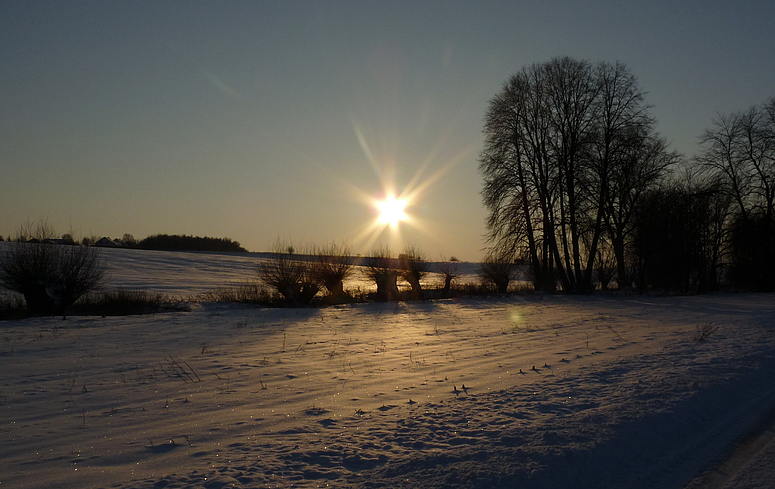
[305,407,329,416]
[145,440,178,454]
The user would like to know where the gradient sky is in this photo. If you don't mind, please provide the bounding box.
[2,1,774,259]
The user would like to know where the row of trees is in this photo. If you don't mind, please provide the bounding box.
[481,56,774,292]
[257,244,516,305]
[0,231,514,314]
[258,245,445,305]
[698,98,775,290]
[1,231,246,252]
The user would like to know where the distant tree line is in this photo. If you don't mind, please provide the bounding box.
[0,224,247,316]
[481,56,774,293]
[1,231,246,253]
[136,234,246,252]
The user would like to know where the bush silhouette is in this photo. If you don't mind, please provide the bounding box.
[258,244,319,305]
[312,244,354,300]
[399,247,427,299]
[479,255,515,293]
[0,223,103,315]
[438,257,460,296]
[366,247,399,301]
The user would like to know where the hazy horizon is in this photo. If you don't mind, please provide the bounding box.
[2,0,774,260]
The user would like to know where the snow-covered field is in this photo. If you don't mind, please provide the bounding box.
[1,249,775,489]
[95,247,485,297]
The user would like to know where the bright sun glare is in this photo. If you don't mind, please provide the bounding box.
[376,196,408,227]
[348,122,471,250]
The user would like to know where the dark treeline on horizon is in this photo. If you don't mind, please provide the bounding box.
[135,234,247,253]
[481,56,775,294]
[0,231,247,254]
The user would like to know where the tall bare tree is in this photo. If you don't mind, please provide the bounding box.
[481,57,672,291]
[604,132,678,287]
[697,113,752,218]
[699,97,775,289]
[738,104,775,220]
[399,247,427,299]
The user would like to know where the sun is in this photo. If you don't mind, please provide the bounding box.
[376,196,408,227]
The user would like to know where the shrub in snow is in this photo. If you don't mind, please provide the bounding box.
[0,223,103,315]
[312,244,354,300]
[439,256,460,296]
[366,247,399,301]
[479,254,515,293]
[399,247,427,299]
[258,244,319,306]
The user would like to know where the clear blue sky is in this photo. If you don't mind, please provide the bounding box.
[2,0,774,259]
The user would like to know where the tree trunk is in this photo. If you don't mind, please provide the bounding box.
[442,276,453,296]
[407,277,423,299]
[375,272,399,301]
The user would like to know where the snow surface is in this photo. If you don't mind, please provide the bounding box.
[93,247,486,298]
[1,249,775,489]
[685,409,775,489]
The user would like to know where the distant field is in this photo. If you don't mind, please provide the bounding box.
[90,246,487,297]
[0,243,520,301]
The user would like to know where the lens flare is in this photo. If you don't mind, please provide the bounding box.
[345,118,476,252]
[376,196,408,227]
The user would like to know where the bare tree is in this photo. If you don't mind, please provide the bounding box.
[312,243,354,299]
[481,66,557,291]
[697,113,752,218]
[81,236,97,246]
[479,254,516,293]
[0,222,103,314]
[594,238,616,290]
[738,105,775,220]
[399,247,427,299]
[438,256,460,296]
[633,174,731,293]
[604,132,678,287]
[545,57,600,291]
[122,233,138,247]
[365,247,399,301]
[258,243,319,305]
[700,97,775,289]
[481,57,668,292]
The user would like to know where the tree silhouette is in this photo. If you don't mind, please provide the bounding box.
[258,243,319,305]
[481,57,673,291]
[366,247,399,301]
[698,96,775,289]
[312,243,354,300]
[0,222,103,314]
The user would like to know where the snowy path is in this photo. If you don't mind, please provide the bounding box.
[1,294,774,488]
[686,408,775,489]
